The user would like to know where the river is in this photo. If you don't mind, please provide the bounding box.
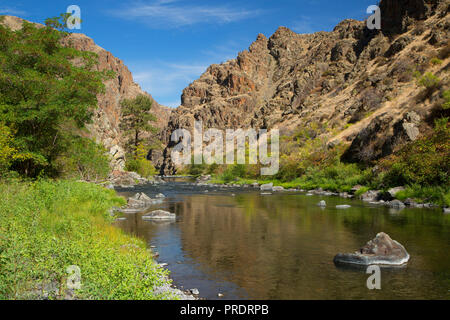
[114,181,450,300]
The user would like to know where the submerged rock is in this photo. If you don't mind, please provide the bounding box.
[334,232,410,266]
[336,205,351,209]
[155,193,166,198]
[387,199,406,209]
[142,210,176,221]
[444,208,450,214]
[317,200,327,207]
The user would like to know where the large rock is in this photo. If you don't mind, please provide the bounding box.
[360,190,381,202]
[334,232,410,266]
[142,210,176,221]
[387,199,406,209]
[260,183,274,191]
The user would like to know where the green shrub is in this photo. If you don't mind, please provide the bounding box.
[125,144,158,178]
[430,58,443,65]
[56,137,110,181]
[381,118,449,187]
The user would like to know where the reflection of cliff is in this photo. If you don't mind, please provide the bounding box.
[174,194,450,299]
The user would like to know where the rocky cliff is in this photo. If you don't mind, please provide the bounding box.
[1,15,172,172]
[159,0,449,174]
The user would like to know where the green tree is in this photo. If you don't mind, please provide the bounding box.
[0,16,110,177]
[0,123,16,175]
[120,94,157,155]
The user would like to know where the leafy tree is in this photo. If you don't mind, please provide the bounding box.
[0,16,111,177]
[0,123,16,175]
[119,94,157,155]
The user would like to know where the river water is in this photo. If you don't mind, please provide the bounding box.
[115,181,450,300]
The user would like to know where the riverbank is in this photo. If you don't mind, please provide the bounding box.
[0,179,188,300]
[205,176,450,210]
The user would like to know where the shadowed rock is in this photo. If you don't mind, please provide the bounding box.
[334,232,410,266]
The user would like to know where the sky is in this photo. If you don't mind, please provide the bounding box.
[1,0,376,108]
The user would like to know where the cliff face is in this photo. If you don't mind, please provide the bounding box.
[160,0,449,174]
[1,16,172,172]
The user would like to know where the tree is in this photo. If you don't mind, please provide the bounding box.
[0,15,110,177]
[119,94,157,155]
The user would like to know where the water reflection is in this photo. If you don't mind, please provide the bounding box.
[116,184,450,300]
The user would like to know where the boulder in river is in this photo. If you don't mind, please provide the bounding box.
[142,210,176,221]
[260,183,273,191]
[317,200,326,207]
[387,200,406,209]
[360,190,381,202]
[155,193,166,198]
[272,186,285,192]
[334,232,410,266]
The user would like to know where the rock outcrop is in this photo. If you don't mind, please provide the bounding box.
[334,232,410,266]
[0,15,172,172]
[159,0,449,174]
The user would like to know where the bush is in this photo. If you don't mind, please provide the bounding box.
[381,118,449,187]
[125,144,158,178]
[56,137,110,181]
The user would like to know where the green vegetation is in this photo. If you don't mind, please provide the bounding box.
[120,94,157,151]
[0,16,111,178]
[208,119,449,206]
[0,179,172,299]
[120,94,159,177]
[125,143,158,178]
[430,57,443,65]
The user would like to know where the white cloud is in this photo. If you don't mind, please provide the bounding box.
[130,60,209,108]
[291,16,315,34]
[109,0,259,28]
[0,7,26,16]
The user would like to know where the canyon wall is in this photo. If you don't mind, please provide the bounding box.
[159,0,449,174]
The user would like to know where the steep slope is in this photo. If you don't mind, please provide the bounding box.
[1,15,172,172]
[159,0,449,174]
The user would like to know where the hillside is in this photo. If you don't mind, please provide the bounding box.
[158,0,449,174]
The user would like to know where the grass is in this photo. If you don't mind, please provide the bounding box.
[0,179,174,300]
[395,185,450,207]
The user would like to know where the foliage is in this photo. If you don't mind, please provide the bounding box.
[0,123,16,175]
[430,58,443,65]
[443,90,450,110]
[0,180,174,299]
[395,185,450,207]
[125,143,157,178]
[56,137,110,181]
[120,94,157,154]
[380,118,449,187]
[0,16,110,177]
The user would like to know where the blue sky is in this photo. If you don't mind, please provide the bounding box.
[1,0,375,107]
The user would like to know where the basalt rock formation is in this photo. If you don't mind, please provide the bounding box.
[159,0,449,174]
[0,15,171,172]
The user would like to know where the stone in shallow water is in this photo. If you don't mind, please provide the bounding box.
[142,210,176,221]
[317,200,326,207]
[334,232,410,266]
[336,205,351,209]
[387,199,406,209]
[272,186,285,192]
